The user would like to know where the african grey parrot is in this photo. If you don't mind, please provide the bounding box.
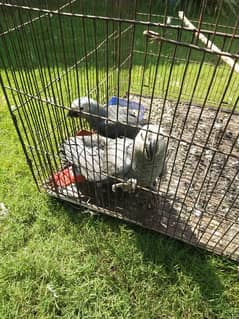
[67,97,145,139]
[59,134,133,182]
[59,124,167,192]
[112,124,167,192]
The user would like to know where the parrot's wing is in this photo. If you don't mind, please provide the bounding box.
[98,107,140,138]
[59,135,106,181]
[107,106,142,125]
[103,137,133,178]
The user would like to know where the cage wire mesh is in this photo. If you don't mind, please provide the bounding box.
[0,0,239,261]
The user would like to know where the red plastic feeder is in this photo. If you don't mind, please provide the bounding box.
[52,166,85,188]
[51,130,93,188]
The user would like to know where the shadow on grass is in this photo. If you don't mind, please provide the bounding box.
[135,228,225,307]
[130,199,226,313]
[48,194,226,317]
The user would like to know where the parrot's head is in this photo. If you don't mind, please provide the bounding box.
[134,124,165,161]
[67,97,99,117]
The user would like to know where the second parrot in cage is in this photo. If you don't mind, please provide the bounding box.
[112,124,167,192]
[59,124,167,192]
[67,96,145,139]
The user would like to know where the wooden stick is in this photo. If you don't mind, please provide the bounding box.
[178,11,239,74]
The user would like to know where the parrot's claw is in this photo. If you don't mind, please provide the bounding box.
[112,178,138,193]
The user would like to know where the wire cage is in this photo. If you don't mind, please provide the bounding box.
[1,0,239,261]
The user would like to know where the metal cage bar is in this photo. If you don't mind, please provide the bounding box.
[0,0,239,261]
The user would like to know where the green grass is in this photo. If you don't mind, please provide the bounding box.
[1,95,239,319]
[1,3,239,318]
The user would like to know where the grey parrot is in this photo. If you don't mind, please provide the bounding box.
[59,124,167,192]
[112,124,167,192]
[67,97,145,139]
[59,134,133,182]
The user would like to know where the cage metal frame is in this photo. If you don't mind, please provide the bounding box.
[0,0,239,261]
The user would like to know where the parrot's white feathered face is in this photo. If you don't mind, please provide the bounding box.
[68,97,98,116]
[134,124,164,161]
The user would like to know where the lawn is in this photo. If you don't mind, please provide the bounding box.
[1,1,239,318]
[1,98,239,318]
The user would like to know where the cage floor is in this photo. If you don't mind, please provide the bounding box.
[45,182,239,261]
[134,94,239,222]
[45,96,239,261]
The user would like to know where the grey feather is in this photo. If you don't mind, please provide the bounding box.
[59,134,133,182]
[131,124,167,188]
[68,97,145,138]
[59,124,167,191]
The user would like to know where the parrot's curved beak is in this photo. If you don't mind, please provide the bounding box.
[145,138,157,161]
[67,109,81,117]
